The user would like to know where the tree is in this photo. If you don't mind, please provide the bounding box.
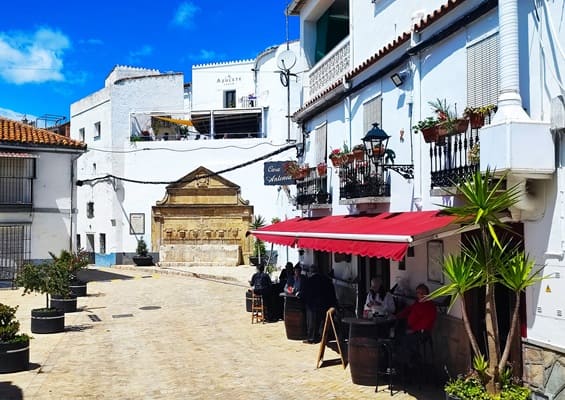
[249,215,267,264]
[429,168,546,394]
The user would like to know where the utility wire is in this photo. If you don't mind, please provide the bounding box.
[77,143,296,186]
[87,141,289,154]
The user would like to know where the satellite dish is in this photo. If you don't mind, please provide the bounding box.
[277,50,297,71]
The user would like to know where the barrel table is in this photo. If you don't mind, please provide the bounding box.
[342,316,395,386]
[280,293,306,340]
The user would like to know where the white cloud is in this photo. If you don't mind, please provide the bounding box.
[0,107,36,121]
[188,49,225,62]
[172,2,199,28]
[128,45,154,64]
[0,27,70,85]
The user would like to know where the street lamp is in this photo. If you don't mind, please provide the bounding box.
[362,123,390,165]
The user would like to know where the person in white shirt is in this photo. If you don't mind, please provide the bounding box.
[364,277,395,317]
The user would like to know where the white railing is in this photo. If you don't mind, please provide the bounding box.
[308,38,350,99]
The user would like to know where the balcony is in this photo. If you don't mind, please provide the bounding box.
[338,158,391,205]
[430,127,480,194]
[308,38,350,100]
[296,167,332,209]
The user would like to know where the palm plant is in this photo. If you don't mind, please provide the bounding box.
[250,215,267,264]
[429,168,547,394]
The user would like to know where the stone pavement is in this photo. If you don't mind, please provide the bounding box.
[0,265,443,399]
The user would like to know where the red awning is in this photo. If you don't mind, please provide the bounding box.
[250,211,457,261]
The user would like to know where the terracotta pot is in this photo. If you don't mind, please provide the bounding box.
[468,113,485,129]
[421,126,439,143]
[317,164,327,176]
[353,149,365,161]
[453,118,469,134]
[329,156,342,168]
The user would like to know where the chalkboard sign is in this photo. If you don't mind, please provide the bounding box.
[263,161,296,186]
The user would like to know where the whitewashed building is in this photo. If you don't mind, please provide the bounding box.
[71,42,307,267]
[0,117,86,285]
[248,0,564,397]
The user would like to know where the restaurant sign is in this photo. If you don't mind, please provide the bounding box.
[263,161,295,186]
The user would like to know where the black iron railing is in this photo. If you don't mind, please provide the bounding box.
[430,127,480,189]
[338,158,391,200]
[296,168,332,207]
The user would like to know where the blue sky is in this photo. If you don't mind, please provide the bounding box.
[0,1,298,124]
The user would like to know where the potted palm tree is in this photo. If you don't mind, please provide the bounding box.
[249,215,266,266]
[429,168,543,398]
[133,237,154,266]
[16,261,71,334]
[0,303,30,373]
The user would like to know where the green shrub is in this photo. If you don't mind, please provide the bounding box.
[0,303,30,343]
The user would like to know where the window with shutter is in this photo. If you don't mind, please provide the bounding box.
[363,96,383,133]
[467,33,499,108]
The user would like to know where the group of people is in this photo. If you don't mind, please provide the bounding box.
[363,278,437,368]
[250,262,338,344]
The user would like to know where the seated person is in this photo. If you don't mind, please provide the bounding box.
[249,265,275,321]
[278,262,293,288]
[363,277,395,317]
[394,283,437,365]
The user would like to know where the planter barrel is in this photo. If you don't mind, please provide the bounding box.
[133,255,154,266]
[69,279,87,297]
[31,309,65,334]
[245,290,253,312]
[0,338,29,373]
[50,295,78,313]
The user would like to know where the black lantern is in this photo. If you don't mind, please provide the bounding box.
[362,123,390,164]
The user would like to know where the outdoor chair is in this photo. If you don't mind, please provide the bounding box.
[251,292,265,324]
[375,337,406,396]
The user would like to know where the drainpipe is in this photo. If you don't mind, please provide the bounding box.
[491,0,530,123]
[70,153,82,251]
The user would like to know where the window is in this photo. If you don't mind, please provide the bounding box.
[94,122,101,140]
[87,202,94,218]
[224,90,236,108]
[86,234,95,252]
[363,96,382,134]
[79,128,85,142]
[314,0,349,62]
[99,233,106,254]
[0,156,35,207]
[467,33,499,108]
[76,234,81,250]
[0,224,31,281]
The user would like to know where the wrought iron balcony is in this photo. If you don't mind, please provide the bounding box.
[338,158,391,204]
[295,167,332,209]
[430,127,480,191]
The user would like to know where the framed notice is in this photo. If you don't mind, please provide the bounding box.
[427,240,444,284]
[129,213,145,235]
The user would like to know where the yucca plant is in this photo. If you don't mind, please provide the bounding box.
[429,167,548,394]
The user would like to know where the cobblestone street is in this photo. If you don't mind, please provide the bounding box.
[1,267,443,399]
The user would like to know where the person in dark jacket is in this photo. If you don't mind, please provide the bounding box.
[301,265,337,344]
[249,265,275,321]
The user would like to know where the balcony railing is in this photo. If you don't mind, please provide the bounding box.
[338,157,391,203]
[430,127,480,190]
[296,167,332,208]
[308,38,350,99]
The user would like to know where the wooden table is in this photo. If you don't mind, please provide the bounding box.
[342,316,396,386]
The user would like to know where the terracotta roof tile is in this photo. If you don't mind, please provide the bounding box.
[0,117,86,150]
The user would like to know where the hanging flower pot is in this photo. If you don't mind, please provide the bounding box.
[317,163,327,176]
[352,149,365,161]
[421,125,440,143]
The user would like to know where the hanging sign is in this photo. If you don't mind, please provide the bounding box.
[263,161,295,186]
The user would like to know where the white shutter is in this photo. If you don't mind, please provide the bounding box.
[363,96,382,133]
[467,34,499,108]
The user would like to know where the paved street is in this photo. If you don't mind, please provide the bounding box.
[1,266,443,399]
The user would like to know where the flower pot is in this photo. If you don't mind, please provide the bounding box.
[69,279,87,297]
[50,294,78,313]
[133,255,154,266]
[329,156,342,168]
[421,126,440,143]
[468,113,485,129]
[452,118,469,134]
[31,308,65,334]
[353,149,365,161]
[0,337,29,373]
[317,164,327,176]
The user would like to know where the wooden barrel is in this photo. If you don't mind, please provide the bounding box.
[283,294,306,340]
[245,290,252,312]
[348,336,380,386]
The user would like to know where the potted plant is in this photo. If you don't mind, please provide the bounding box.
[429,168,546,397]
[413,116,441,143]
[329,149,344,167]
[468,142,480,165]
[464,104,497,129]
[133,237,154,266]
[271,217,281,224]
[316,162,327,176]
[0,303,30,373]
[429,98,468,135]
[50,249,89,297]
[249,215,266,266]
[283,160,300,179]
[352,144,365,161]
[15,262,70,333]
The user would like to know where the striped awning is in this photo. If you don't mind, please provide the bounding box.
[153,116,193,127]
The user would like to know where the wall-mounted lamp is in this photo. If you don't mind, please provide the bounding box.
[296,142,304,157]
[390,72,406,87]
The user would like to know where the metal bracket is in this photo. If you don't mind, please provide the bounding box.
[384,164,414,180]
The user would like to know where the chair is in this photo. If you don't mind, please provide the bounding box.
[251,292,265,324]
[375,338,406,396]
